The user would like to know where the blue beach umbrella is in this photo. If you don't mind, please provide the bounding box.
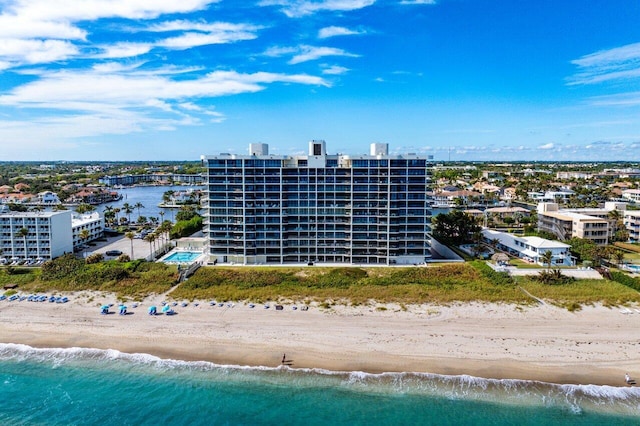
[162,304,171,313]
[148,305,157,315]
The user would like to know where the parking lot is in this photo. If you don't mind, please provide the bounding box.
[81,234,160,261]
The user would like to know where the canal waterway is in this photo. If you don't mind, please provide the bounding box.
[100,185,203,223]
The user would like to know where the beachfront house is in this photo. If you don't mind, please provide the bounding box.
[482,229,573,267]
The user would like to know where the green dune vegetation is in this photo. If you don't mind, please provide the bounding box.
[2,257,639,309]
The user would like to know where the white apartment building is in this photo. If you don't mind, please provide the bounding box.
[72,212,104,248]
[623,210,640,243]
[0,210,74,262]
[536,202,626,246]
[0,209,105,263]
[202,141,433,265]
[483,229,573,266]
[622,189,640,204]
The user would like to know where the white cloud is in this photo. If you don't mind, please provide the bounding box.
[569,42,640,85]
[159,30,257,49]
[289,45,359,64]
[94,42,153,59]
[259,0,375,18]
[589,91,640,107]
[263,44,359,64]
[0,0,222,68]
[399,0,436,4]
[0,69,328,110]
[322,65,350,75]
[538,143,554,150]
[263,46,299,57]
[0,16,86,40]
[0,67,328,142]
[0,38,78,64]
[1,0,219,22]
[318,26,364,39]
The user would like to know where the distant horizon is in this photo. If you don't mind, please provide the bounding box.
[0,1,639,162]
[3,157,640,165]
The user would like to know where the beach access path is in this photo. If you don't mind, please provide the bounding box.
[0,295,638,387]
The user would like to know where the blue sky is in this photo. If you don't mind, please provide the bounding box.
[0,0,639,161]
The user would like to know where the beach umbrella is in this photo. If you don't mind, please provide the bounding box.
[101,305,109,310]
[162,304,171,313]
[148,305,157,314]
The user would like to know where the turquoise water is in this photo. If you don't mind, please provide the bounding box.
[0,344,638,425]
[163,251,202,263]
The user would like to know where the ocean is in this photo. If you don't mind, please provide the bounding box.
[0,344,638,425]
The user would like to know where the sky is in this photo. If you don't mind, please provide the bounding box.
[0,0,640,162]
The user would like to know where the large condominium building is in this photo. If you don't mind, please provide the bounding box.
[202,141,433,265]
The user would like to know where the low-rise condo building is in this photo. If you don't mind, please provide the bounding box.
[0,209,105,263]
[202,141,433,265]
[624,210,640,242]
[536,202,626,245]
[72,212,104,248]
[622,189,640,204]
[0,210,74,262]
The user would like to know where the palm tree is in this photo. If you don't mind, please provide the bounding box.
[144,233,156,259]
[76,203,95,214]
[79,229,90,243]
[125,231,135,259]
[103,205,113,226]
[134,202,144,222]
[113,207,121,226]
[17,227,29,260]
[122,203,133,224]
[541,250,553,271]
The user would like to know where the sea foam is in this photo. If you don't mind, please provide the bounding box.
[1,343,638,418]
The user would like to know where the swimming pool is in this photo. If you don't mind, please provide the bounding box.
[162,251,203,263]
[627,264,640,273]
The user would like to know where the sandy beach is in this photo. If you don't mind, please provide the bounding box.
[1,293,639,387]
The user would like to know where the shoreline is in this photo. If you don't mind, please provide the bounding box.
[1,295,638,387]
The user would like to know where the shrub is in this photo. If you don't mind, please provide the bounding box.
[170,215,203,239]
[118,254,131,262]
[85,253,104,264]
[41,254,84,280]
[610,271,640,292]
[534,269,575,285]
[469,261,514,286]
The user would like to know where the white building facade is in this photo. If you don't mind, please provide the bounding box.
[72,212,104,248]
[0,210,74,262]
[482,229,573,266]
[623,210,640,243]
[202,141,433,265]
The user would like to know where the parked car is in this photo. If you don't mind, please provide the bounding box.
[105,250,123,256]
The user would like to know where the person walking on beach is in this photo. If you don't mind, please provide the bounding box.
[282,354,286,364]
